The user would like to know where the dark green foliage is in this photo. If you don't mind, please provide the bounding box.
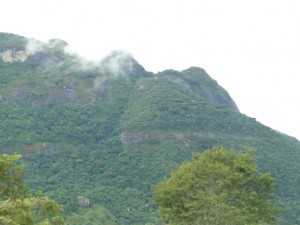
[66,205,118,225]
[0,32,300,224]
[0,32,27,50]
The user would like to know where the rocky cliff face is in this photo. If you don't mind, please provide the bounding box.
[0,48,28,62]
[182,67,239,111]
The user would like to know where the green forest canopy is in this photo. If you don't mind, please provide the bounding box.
[0,153,65,225]
[154,146,282,225]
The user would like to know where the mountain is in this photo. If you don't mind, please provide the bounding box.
[0,32,299,225]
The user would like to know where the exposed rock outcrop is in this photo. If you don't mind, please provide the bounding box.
[0,49,28,62]
[77,196,90,208]
[120,130,164,146]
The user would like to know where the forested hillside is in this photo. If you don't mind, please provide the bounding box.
[0,32,299,225]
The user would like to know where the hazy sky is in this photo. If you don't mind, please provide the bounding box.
[1,0,300,140]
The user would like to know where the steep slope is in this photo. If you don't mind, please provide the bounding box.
[0,32,299,225]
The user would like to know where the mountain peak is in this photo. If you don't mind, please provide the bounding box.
[0,32,28,62]
[0,33,71,63]
[0,32,27,50]
[157,67,239,111]
[100,50,147,76]
[182,67,239,111]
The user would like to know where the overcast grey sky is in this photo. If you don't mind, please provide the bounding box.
[1,0,300,140]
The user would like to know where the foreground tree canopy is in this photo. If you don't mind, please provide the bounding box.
[153,146,281,225]
[0,154,65,225]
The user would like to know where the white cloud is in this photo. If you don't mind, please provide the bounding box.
[25,39,45,55]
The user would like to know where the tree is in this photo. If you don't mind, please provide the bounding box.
[0,153,65,225]
[0,154,28,200]
[153,146,281,225]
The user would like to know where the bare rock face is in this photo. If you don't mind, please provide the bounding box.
[167,75,191,90]
[3,142,55,158]
[77,196,90,208]
[183,67,240,112]
[120,130,164,146]
[43,143,55,155]
[0,49,28,62]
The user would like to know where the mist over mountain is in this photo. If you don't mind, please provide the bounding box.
[0,32,299,225]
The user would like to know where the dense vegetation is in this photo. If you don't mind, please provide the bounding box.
[0,154,65,224]
[0,33,27,50]
[154,146,281,225]
[0,32,300,224]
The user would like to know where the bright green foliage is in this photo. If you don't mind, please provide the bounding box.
[0,154,65,225]
[154,146,281,225]
[0,154,28,200]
